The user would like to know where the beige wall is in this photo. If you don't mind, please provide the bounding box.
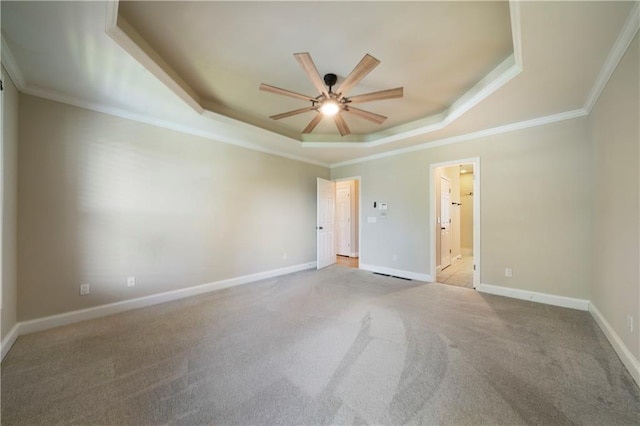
[589,35,639,360]
[17,95,329,321]
[1,67,19,340]
[332,117,592,299]
[460,171,474,252]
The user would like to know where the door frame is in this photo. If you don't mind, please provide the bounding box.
[429,158,480,288]
[332,176,362,267]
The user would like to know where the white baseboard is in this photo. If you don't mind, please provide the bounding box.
[589,302,640,386]
[477,283,589,311]
[1,323,20,360]
[1,262,316,361]
[360,263,432,282]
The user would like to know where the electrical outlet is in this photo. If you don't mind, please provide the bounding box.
[127,276,135,287]
[80,284,90,296]
[628,315,634,333]
[392,254,398,261]
[505,268,513,278]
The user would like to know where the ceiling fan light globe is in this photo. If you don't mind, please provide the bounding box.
[320,100,340,116]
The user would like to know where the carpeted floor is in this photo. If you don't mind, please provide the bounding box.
[1,265,638,425]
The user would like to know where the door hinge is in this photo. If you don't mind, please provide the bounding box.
[0,79,3,91]
[449,249,452,253]
[473,264,476,271]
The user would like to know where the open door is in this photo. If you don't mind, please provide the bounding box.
[317,178,336,269]
[440,176,452,270]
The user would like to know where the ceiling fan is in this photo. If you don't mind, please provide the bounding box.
[259,53,403,137]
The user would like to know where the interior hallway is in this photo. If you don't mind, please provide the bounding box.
[437,255,474,288]
[336,255,359,268]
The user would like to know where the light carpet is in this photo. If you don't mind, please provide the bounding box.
[1,265,638,425]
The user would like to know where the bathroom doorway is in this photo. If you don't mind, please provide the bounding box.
[430,159,480,288]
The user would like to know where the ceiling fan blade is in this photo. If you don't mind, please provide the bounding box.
[302,113,323,134]
[347,87,404,104]
[294,52,329,97]
[345,106,387,124]
[336,54,380,98]
[259,83,316,102]
[334,113,351,136]
[270,106,316,120]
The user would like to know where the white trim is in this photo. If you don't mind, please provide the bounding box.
[20,85,329,168]
[330,109,588,168]
[477,283,590,311]
[13,262,316,339]
[359,263,431,282]
[105,15,203,114]
[1,323,19,361]
[430,157,481,290]
[1,36,27,90]
[350,252,359,258]
[584,2,639,112]
[509,0,523,68]
[300,55,521,148]
[589,302,640,386]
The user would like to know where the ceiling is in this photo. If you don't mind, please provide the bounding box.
[117,1,513,141]
[1,1,637,167]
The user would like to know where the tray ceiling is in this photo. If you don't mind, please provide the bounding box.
[116,1,514,141]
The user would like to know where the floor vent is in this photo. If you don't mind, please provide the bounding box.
[373,272,412,281]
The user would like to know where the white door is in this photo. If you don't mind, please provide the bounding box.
[317,178,336,269]
[440,176,451,270]
[335,182,351,256]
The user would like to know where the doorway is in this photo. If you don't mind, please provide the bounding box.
[317,177,361,269]
[430,159,480,288]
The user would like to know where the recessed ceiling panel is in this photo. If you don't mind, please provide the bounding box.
[118,1,513,139]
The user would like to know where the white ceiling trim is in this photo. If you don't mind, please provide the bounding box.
[583,1,639,113]
[510,0,523,68]
[329,108,589,169]
[1,36,27,90]
[106,1,523,147]
[19,83,329,168]
[303,54,521,148]
[304,0,523,148]
[105,3,203,114]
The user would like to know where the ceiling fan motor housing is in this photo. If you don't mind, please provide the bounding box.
[324,73,338,89]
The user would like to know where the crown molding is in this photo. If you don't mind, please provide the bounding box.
[20,84,329,168]
[330,108,588,169]
[584,1,639,113]
[1,36,27,90]
[105,7,203,114]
